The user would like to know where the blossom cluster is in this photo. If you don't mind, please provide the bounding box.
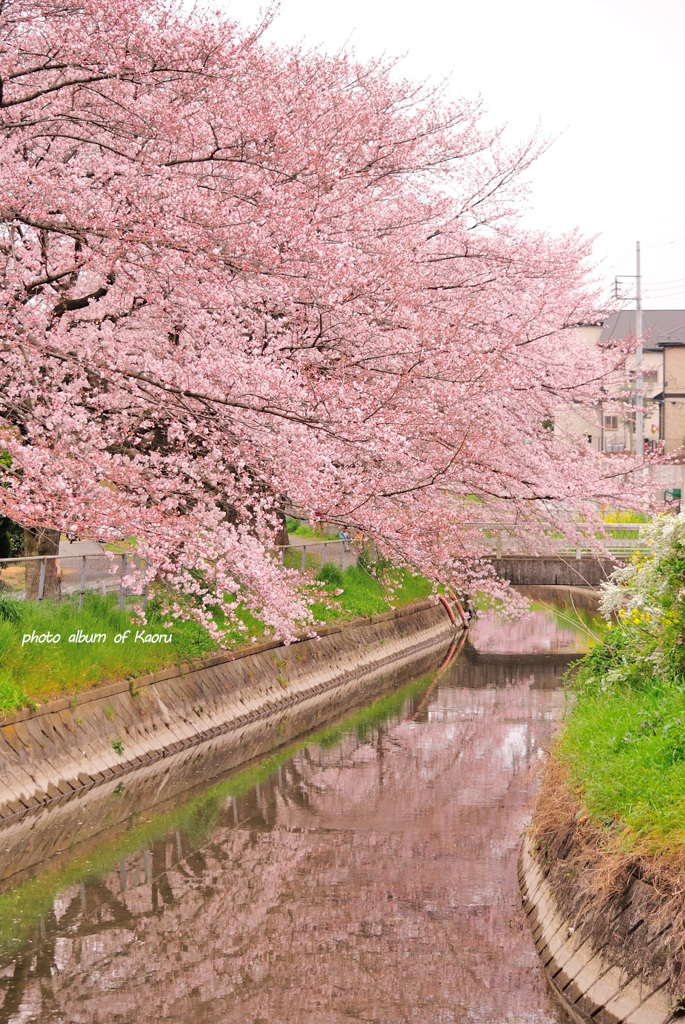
[0,0,656,638]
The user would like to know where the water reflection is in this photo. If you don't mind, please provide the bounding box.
[0,608,586,1023]
[469,606,593,656]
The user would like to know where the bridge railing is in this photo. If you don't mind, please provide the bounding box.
[465,521,650,560]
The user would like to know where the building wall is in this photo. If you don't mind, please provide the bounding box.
[662,347,685,453]
[553,325,602,450]
[553,326,661,454]
[636,349,662,450]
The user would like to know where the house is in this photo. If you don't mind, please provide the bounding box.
[652,318,685,454]
[596,309,676,453]
[557,310,685,454]
[554,310,685,501]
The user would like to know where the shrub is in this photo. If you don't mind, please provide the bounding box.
[0,517,24,558]
[560,511,685,852]
[317,562,344,587]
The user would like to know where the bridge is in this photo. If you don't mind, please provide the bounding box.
[471,521,647,588]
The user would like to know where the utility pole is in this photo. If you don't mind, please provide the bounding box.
[635,241,644,461]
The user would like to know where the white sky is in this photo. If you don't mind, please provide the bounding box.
[221,0,685,311]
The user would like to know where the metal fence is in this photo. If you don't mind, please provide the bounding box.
[470,521,650,560]
[0,552,148,608]
[1,523,643,606]
[277,539,361,572]
[0,540,362,606]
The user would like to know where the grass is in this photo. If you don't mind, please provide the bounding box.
[555,517,685,858]
[0,669,436,958]
[103,539,136,552]
[533,517,685,997]
[0,562,434,714]
[285,515,316,538]
[0,562,25,593]
[0,671,33,714]
[557,667,685,855]
[283,548,321,570]
[288,523,316,538]
[309,562,433,622]
[0,594,219,711]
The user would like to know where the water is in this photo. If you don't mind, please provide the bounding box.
[0,606,591,1023]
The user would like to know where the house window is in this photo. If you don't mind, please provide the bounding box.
[603,414,619,431]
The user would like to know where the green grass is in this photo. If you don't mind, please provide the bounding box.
[558,668,685,854]
[285,516,316,538]
[283,548,321,570]
[553,513,685,858]
[0,671,33,714]
[0,563,433,714]
[0,594,219,710]
[309,562,433,622]
[288,523,316,538]
[0,669,436,958]
[103,539,136,552]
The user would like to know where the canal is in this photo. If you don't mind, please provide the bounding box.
[0,604,591,1023]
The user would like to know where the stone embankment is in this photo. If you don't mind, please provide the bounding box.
[519,834,676,1024]
[0,600,460,824]
[495,556,617,588]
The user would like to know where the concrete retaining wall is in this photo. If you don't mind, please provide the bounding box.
[514,584,600,614]
[0,640,451,891]
[519,834,675,1024]
[0,600,458,824]
[495,556,618,587]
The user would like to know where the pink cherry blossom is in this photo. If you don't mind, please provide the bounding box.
[0,0,655,639]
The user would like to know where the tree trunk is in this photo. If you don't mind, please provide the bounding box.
[24,527,61,600]
[274,508,289,548]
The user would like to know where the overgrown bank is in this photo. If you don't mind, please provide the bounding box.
[0,562,432,714]
[555,514,685,857]
[530,513,685,1004]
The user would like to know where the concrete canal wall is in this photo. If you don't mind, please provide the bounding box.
[495,556,618,587]
[514,584,600,614]
[0,600,459,824]
[0,638,452,890]
[519,834,675,1024]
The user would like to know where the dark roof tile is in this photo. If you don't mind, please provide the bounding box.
[599,309,685,350]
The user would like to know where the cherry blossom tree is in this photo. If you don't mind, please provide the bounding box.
[0,0,653,637]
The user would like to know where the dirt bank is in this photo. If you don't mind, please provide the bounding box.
[522,760,684,1024]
